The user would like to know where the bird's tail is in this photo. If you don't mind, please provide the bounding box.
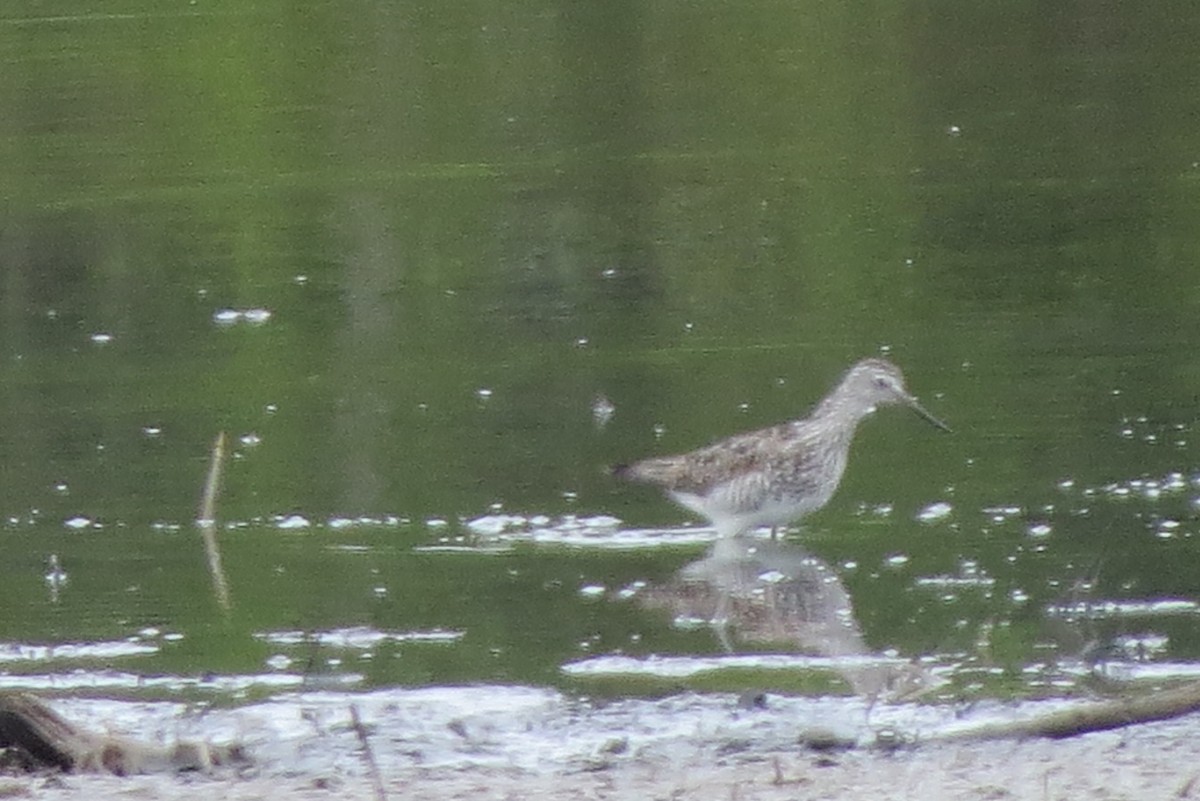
[609,463,636,481]
[609,458,677,485]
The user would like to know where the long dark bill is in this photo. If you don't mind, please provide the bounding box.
[908,397,952,433]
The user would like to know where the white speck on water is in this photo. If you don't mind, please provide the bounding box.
[683,322,694,332]
[757,570,787,584]
[946,124,962,136]
[265,404,278,414]
[917,502,953,523]
[64,516,92,530]
[426,518,449,529]
[239,432,262,447]
[562,491,578,502]
[1058,479,1075,490]
[652,423,667,439]
[293,274,308,285]
[1027,523,1052,538]
[466,514,526,536]
[90,332,113,345]
[601,267,618,278]
[983,505,1022,523]
[213,308,271,326]
[265,654,293,671]
[592,394,615,428]
[372,586,388,598]
[737,402,750,413]
[574,337,589,348]
[53,482,69,495]
[885,553,910,568]
[1010,588,1030,604]
[275,514,311,530]
[617,581,646,600]
[842,561,858,571]
[476,388,493,400]
[578,584,606,599]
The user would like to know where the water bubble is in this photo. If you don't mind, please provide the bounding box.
[916,502,953,523]
[275,514,311,530]
[1027,523,1052,538]
[265,654,293,671]
[617,581,646,600]
[592,394,615,428]
[90,332,113,345]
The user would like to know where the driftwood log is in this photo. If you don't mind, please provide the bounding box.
[937,679,1200,743]
[0,692,248,775]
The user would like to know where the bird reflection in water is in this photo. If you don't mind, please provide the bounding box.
[639,538,942,705]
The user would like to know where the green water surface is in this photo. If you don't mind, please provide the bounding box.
[2,0,1199,699]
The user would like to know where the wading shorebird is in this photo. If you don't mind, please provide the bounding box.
[612,358,950,539]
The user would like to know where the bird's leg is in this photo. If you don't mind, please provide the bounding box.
[712,591,734,653]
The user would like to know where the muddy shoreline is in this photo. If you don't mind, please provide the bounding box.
[2,687,1198,800]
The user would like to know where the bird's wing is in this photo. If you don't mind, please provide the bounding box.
[614,423,819,499]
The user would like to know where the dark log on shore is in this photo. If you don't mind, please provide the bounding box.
[0,692,248,775]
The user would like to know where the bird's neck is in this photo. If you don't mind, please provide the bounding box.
[810,389,875,428]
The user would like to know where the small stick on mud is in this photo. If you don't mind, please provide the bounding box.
[198,431,232,611]
[350,704,388,801]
